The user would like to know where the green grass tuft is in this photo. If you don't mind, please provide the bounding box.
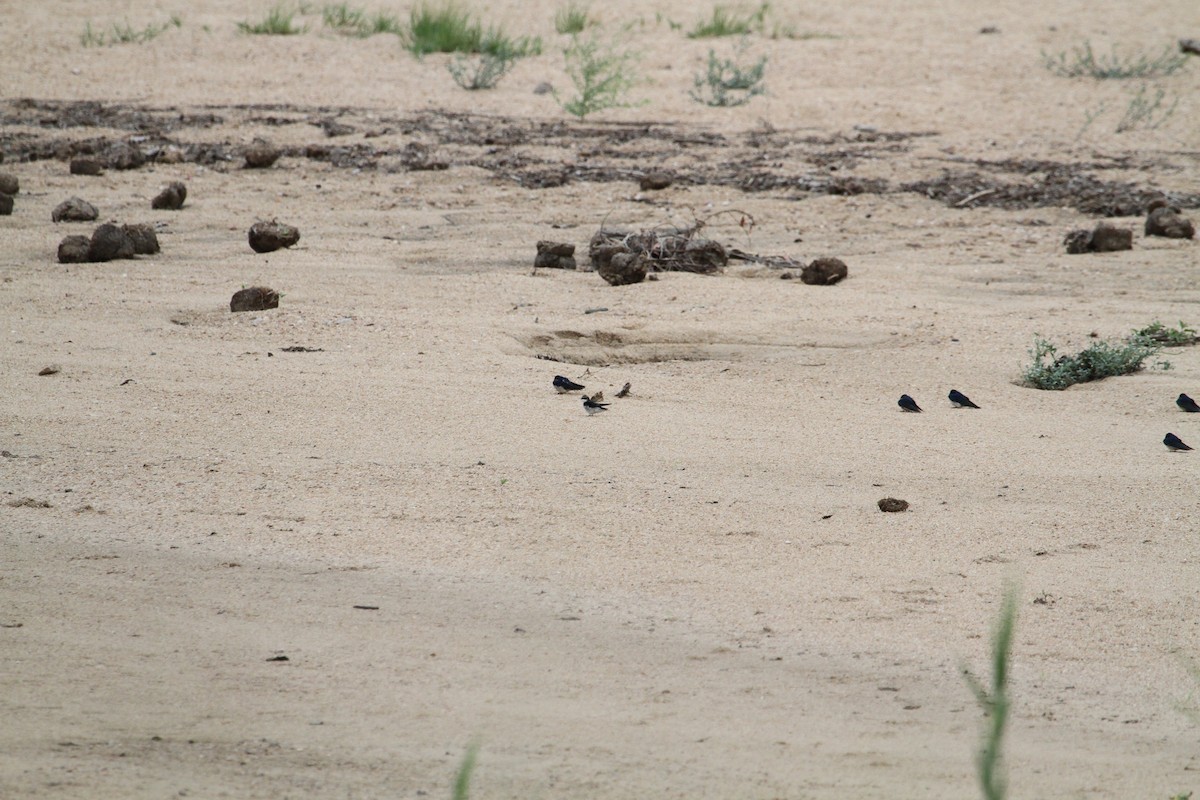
[556,33,642,118]
[688,3,768,38]
[238,5,308,35]
[1022,334,1166,390]
[1131,319,1198,347]
[81,15,181,47]
[690,45,767,106]
[1042,40,1188,79]
[962,587,1018,800]
[452,742,479,800]
[405,3,540,57]
[448,52,517,90]
[555,2,593,35]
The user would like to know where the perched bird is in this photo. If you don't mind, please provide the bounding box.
[898,394,922,413]
[1164,432,1193,452]
[616,382,632,398]
[582,394,609,415]
[553,375,585,394]
[588,391,605,403]
[1177,393,1200,413]
[948,389,981,409]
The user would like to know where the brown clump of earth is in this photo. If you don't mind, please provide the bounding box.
[57,235,90,263]
[151,181,187,210]
[122,223,160,255]
[878,498,910,512]
[534,240,577,270]
[52,197,98,223]
[0,172,18,195]
[1144,199,1195,239]
[1064,221,1133,254]
[87,223,136,262]
[248,220,300,253]
[70,157,105,176]
[801,257,849,285]
[230,287,280,312]
[243,140,281,169]
[0,193,12,216]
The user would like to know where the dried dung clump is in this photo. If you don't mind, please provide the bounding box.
[639,171,674,191]
[123,223,160,255]
[87,223,136,262]
[1145,199,1195,239]
[1064,221,1132,254]
[57,235,91,263]
[70,158,105,176]
[589,225,728,277]
[231,287,280,312]
[0,193,12,216]
[248,220,300,253]
[52,197,98,223]
[244,140,281,169]
[878,498,910,513]
[534,240,577,270]
[801,257,849,285]
[151,181,187,210]
[0,172,18,195]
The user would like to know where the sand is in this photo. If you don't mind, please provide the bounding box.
[2,1,1200,797]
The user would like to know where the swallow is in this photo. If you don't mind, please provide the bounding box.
[948,389,980,409]
[1164,433,1193,452]
[898,394,922,413]
[1177,393,1200,413]
[553,375,585,394]
[582,394,609,415]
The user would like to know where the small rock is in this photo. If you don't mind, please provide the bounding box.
[1089,222,1133,252]
[0,193,12,216]
[801,257,849,285]
[779,271,794,280]
[639,171,673,191]
[1181,38,1200,56]
[248,220,301,253]
[231,286,280,312]
[57,235,91,263]
[151,181,187,210]
[597,251,647,286]
[51,197,99,223]
[878,498,909,513]
[533,82,554,95]
[244,140,281,169]
[38,365,60,376]
[103,142,146,171]
[534,240,577,269]
[1145,200,1195,239]
[122,223,160,255]
[0,172,18,195]
[69,158,105,176]
[88,223,136,262]
[979,25,1000,34]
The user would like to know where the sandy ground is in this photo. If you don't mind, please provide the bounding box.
[3,1,1200,797]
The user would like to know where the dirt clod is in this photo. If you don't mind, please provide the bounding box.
[230,286,281,312]
[38,366,60,376]
[122,223,160,255]
[1064,222,1133,254]
[534,240,577,270]
[248,220,300,253]
[57,235,91,263]
[597,251,648,286]
[88,223,136,262]
[1145,201,1195,239]
[639,171,673,191]
[70,157,105,176]
[151,181,187,210]
[1181,38,1200,56]
[243,140,281,169]
[0,193,11,216]
[103,141,145,170]
[801,257,849,285]
[878,498,910,512]
[0,172,18,195]
[52,197,98,223]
